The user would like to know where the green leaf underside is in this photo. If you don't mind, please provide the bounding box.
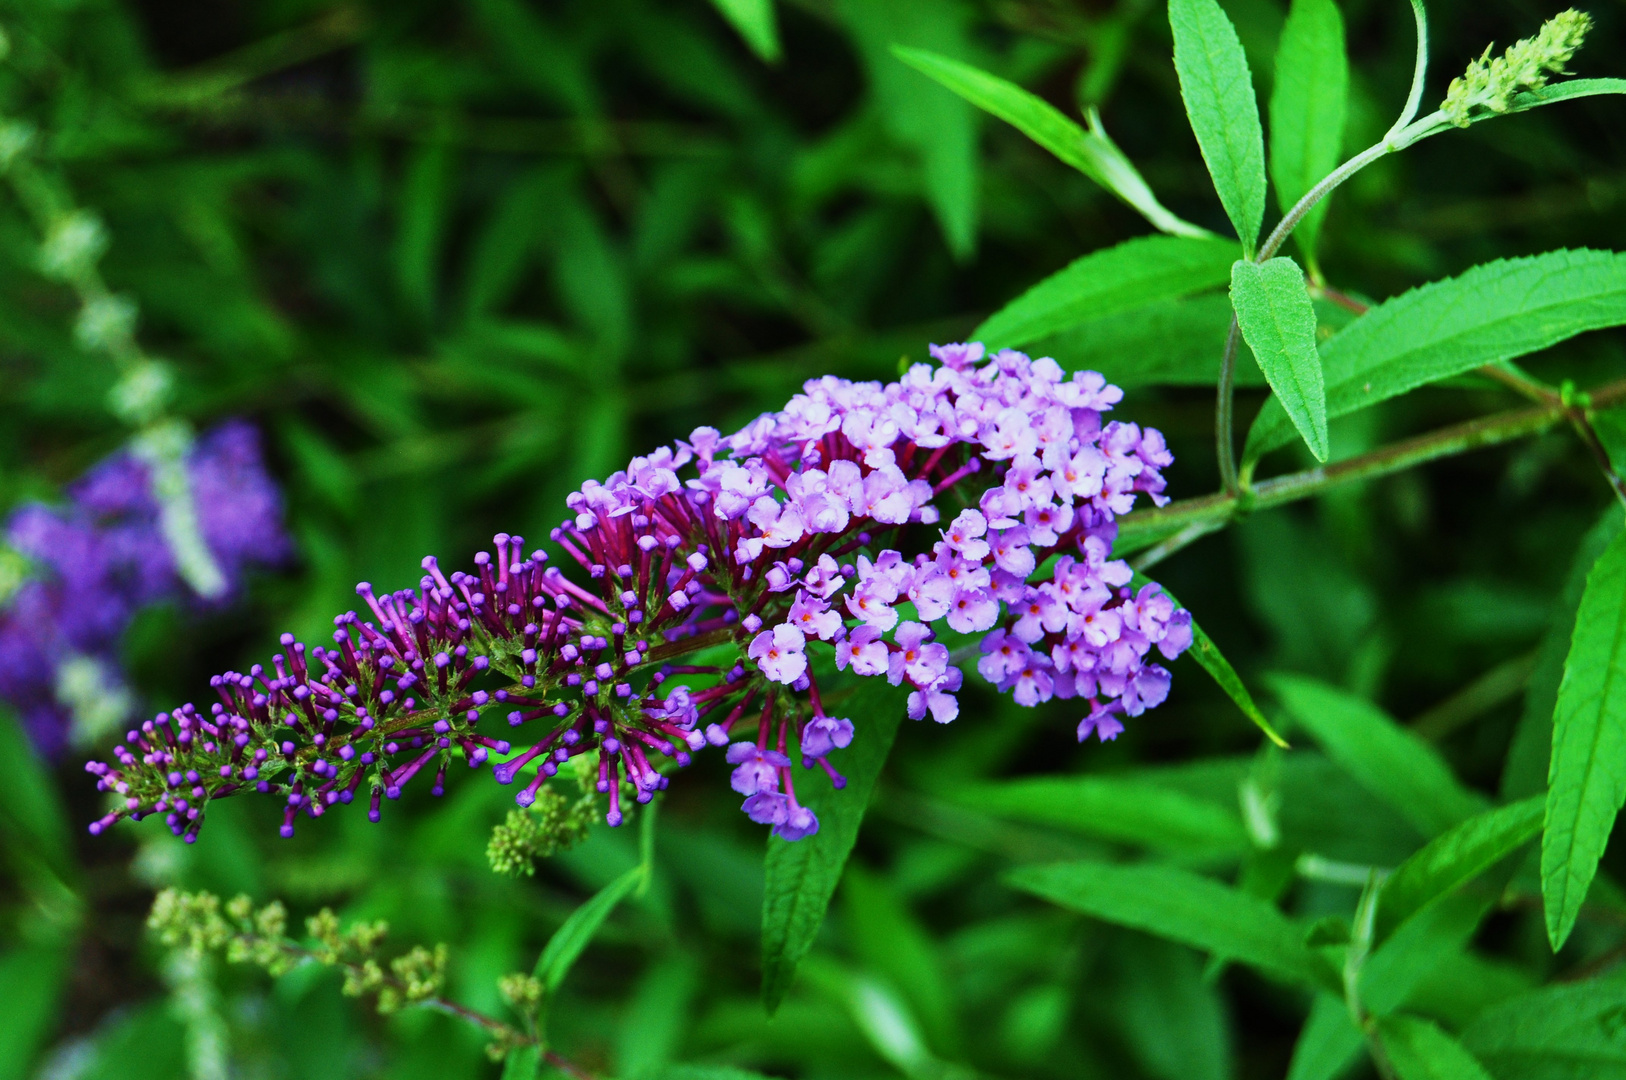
[1128,573,1287,747]
[761,679,908,1012]
[534,863,645,994]
[1378,797,1544,940]
[1506,78,1626,117]
[1231,258,1329,460]
[1268,0,1348,262]
[954,776,1248,856]
[1286,993,1365,1080]
[891,47,1203,238]
[1245,250,1626,464]
[974,235,1238,349]
[1005,861,1335,989]
[1543,525,1626,951]
[1461,971,1626,1077]
[1379,1014,1496,1080]
[706,0,781,63]
[1269,674,1486,837]
[1169,0,1266,251]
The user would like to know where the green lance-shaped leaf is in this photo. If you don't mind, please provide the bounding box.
[1268,674,1486,837]
[1543,524,1626,951]
[891,46,1210,239]
[1460,970,1626,1077]
[974,235,1238,349]
[954,776,1248,858]
[1378,1015,1496,1080]
[1231,258,1329,460]
[1505,77,1626,116]
[1268,0,1348,265]
[1503,508,1625,800]
[761,680,907,1012]
[1245,249,1626,465]
[533,863,646,995]
[1005,861,1338,990]
[707,0,781,63]
[1286,993,1365,1080]
[1377,796,1544,940]
[1169,0,1267,253]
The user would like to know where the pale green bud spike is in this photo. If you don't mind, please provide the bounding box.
[1442,9,1593,127]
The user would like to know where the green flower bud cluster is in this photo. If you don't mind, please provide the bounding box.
[147,888,446,1015]
[486,761,600,877]
[1442,9,1593,127]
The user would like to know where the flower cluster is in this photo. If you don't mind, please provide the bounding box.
[2,422,289,756]
[85,345,1189,845]
[1441,8,1591,127]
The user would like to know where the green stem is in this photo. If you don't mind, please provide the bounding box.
[1122,376,1626,556]
[1215,319,1242,495]
[1385,0,1432,144]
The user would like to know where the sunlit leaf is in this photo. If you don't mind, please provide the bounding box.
[1231,257,1329,461]
[1245,251,1626,465]
[707,0,781,63]
[1169,0,1267,252]
[1377,797,1544,939]
[1378,1014,1496,1080]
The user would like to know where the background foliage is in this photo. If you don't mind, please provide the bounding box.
[2,0,1625,1077]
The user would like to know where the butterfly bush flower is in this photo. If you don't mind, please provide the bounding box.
[85,346,1190,843]
[1,422,288,756]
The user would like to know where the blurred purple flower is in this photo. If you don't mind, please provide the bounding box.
[1,421,289,757]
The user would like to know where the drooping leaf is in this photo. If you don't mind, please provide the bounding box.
[1231,257,1329,460]
[533,863,645,995]
[842,5,979,259]
[1378,1014,1496,1080]
[1005,861,1336,989]
[954,775,1248,858]
[1268,674,1486,837]
[973,235,1238,349]
[1460,971,1626,1079]
[1245,250,1626,464]
[891,47,1209,239]
[761,680,908,1012]
[1286,993,1365,1080]
[1543,523,1626,951]
[1169,0,1267,252]
[1377,797,1544,939]
[707,0,781,63]
[1268,0,1348,265]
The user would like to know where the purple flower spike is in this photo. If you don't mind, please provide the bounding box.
[83,344,1188,844]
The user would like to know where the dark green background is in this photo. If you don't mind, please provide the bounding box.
[1,0,1623,1077]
